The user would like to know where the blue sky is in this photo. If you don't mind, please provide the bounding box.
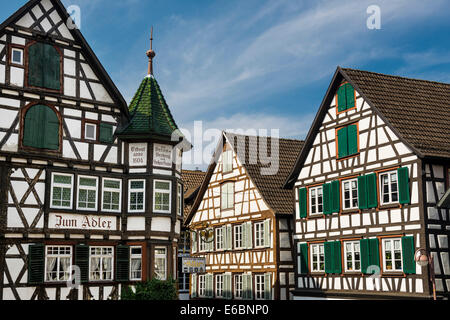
[2,0,450,166]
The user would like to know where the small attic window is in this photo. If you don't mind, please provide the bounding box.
[11,48,24,65]
[337,83,356,113]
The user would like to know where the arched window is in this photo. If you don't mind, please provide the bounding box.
[23,105,60,150]
[28,42,61,90]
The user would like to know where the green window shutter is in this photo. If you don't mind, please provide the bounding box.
[23,105,42,148]
[345,84,355,109]
[402,236,416,274]
[226,225,232,250]
[347,124,358,155]
[264,219,270,248]
[264,273,272,300]
[246,222,253,249]
[398,167,411,204]
[366,173,378,208]
[43,44,61,90]
[191,274,197,298]
[224,273,232,299]
[99,123,114,143]
[299,188,307,218]
[337,126,348,158]
[360,239,370,274]
[115,245,130,282]
[299,243,309,274]
[358,175,368,209]
[75,244,90,283]
[331,180,340,213]
[337,85,347,112]
[323,183,332,215]
[43,106,60,150]
[28,42,44,88]
[247,274,253,300]
[324,242,333,274]
[368,238,380,269]
[333,241,342,274]
[28,244,45,284]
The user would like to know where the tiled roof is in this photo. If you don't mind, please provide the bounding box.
[342,68,450,158]
[181,170,206,218]
[225,133,304,215]
[116,76,182,138]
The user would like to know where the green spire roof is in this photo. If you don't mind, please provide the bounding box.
[116,76,183,139]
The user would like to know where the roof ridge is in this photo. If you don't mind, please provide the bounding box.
[342,67,450,86]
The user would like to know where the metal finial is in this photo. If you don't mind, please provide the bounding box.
[146,26,156,76]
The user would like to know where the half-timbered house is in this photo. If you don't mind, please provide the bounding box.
[185,132,303,300]
[284,67,450,299]
[0,0,187,300]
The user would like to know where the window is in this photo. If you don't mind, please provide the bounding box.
[234,274,243,299]
[23,104,60,151]
[234,224,243,249]
[254,222,265,248]
[342,178,358,210]
[45,246,72,282]
[223,150,233,173]
[380,171,399,205]
[311,243,325,272]
[216,227,224,251]
[154,247,167,280]
[309,186,323,215]
[177,184,183,216]
[344,241,361,272]
[337,83,355,112]
[199,235,208,252]
[337,124,358,158]
[382,238,403,272]
[215,274,224,298]
[77,176,98,211]
[28,42,61,90]
[99,123,114,143]
[130,246,142,281]
[50,173,73,209]
[84,122,97,141]
[128,180,145,212]
[102,178,121,212]
[11,48,24,65]
[221,183,234,210]
[255,274,265,300]
[199,274,206,297]
[89,247,113,281]
[153,180,171,213]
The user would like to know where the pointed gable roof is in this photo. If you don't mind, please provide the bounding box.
[185,132,304,225]
[284,67,450,189]
[0,0,128,115]
[116,76,183,140]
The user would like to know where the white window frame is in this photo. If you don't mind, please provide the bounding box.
[215,227,224,251]
[379,171,399,205]
[130,246,142,281]
[342,178,359,210]
[84,122,97,141]
[89,246,114,281]
[198,274,206,297]
[101,178,122,213]
[11,48,23,65]
[77,175,99,211]
[309,186,323,215]
[215,274,224,298]
[255,274,265,300]
[223,150,233,173]
[177,183,183,216]
[153,180,172,214]
[310,243,325,273]
[382,238,403,272]
[234,274,243,299]
[154,247,167,280]
[234,224,243,249]
[50,173,74,209]
[221,182,234,211]
[199,235,207,253]
[343,241,361,272]
[128,179,146,213]
[254,221,265,248]
[45,246,72,283]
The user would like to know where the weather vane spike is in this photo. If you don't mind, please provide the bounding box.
[146,26,156,76]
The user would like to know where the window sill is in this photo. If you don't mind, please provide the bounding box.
[381,272,405,277]
[340,209,360,215]
[336,153,360,162]
[378,203,400,210]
